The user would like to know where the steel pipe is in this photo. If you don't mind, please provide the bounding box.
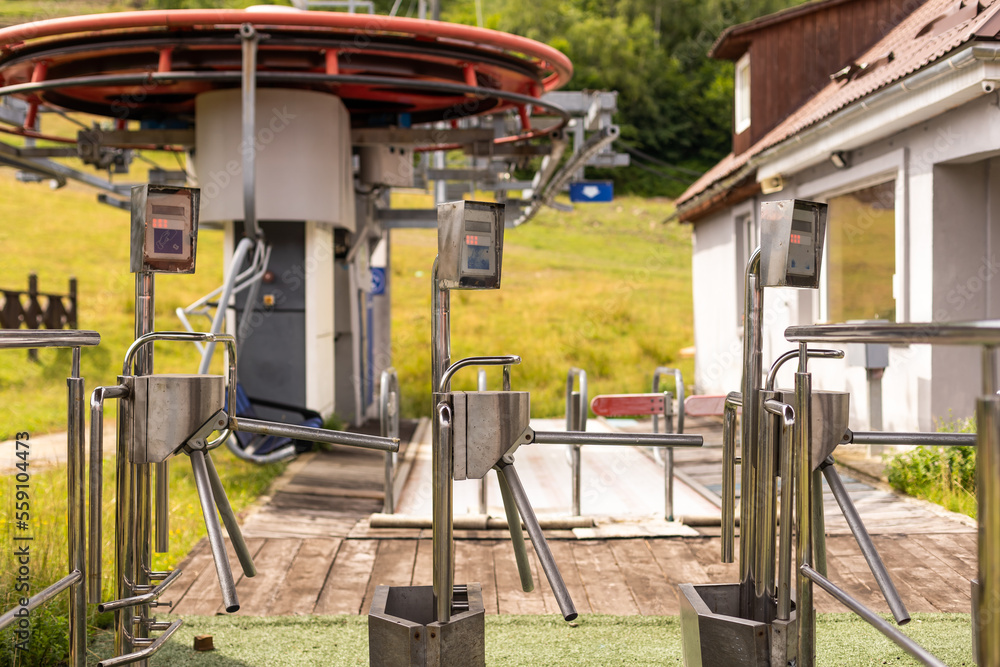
[786,320,1000,346]
[818,457,909,625]
[189,449,240,613]
[766,349,843,390]
[495,459,577,621]
[775,400,795,621]
[566,367,587,517]
[477,369,489,515]
[721,391,741,564]
[67,374,87,667]
[976,384,1000,665]
[439,355,521,393]
[0,571,81,631]
[532,431,702,447]
[233,417,399,453]
[239,23,260,240]
[0,329,100,349]
[96,619,183,667]
[761,398,793,621]
[740,249,762,619]
[843,430,976,447]
[801,565,946,667]
[97,568,183,613]
[795,361,815,667]
[204,452,256,578]
[653,368,683,523]
[381,368,400,514]
[496,465,534,592]
[433,402,454,623]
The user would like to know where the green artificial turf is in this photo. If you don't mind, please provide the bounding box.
[85,613,976,666]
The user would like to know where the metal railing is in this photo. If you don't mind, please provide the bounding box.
[0,329,100,667]
[652,367,683,521]
[784,320,1000,667]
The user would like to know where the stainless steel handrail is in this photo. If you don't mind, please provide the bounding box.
[0,329,100,349]
[439,355,521,392]
[0,571,81,630]
[844,430,976,446]
[786,320,1000,345]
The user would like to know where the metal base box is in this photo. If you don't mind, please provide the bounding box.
[679,583,796,667]
[369,584,486,667]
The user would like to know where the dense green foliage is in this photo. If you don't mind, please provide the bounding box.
[885,417,977,518]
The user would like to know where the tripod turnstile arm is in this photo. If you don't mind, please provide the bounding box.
[95,618,183,667]
[530,431,702,447]
[204,451,257,578]
[190,448,242,613]
[97,568,183,613]
[495,457,578,621]
[232,417,399,453]
[495,464,534,593]
[818,456,910,625]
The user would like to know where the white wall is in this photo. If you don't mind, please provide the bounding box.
[690,93,1000,432]
[691,209,743,394]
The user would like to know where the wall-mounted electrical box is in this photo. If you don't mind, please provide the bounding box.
[759,199,827,289]
[436,200,505,290]
[130,184,200,274]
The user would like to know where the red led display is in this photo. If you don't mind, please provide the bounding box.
[465,234,490,246]
[790,233,802,245]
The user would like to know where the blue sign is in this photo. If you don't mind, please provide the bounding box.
[569,181,614,203]
[371,267,386,295]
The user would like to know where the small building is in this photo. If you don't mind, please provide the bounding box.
[676,0,1000,431]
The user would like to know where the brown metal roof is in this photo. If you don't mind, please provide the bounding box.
[679,0,1000,216]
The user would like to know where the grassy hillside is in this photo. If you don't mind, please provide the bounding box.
[0,145,224,439]
[390,194,693,418]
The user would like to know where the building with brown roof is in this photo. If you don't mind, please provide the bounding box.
[679,0,1000,431]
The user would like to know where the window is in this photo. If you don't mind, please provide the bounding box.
[734,53,751,134]
[735,212,758,324]
[825,181,896,322]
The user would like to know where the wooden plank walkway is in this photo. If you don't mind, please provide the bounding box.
[169,416,979,618]
[170,534,977,617]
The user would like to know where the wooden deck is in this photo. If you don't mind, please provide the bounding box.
[169,533,977,617]
[169,417,979,618]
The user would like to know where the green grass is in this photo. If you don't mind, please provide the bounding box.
[0,447,285,667]
[0,158,226,440]
[79,613,975,666]
[390,194,693,418]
